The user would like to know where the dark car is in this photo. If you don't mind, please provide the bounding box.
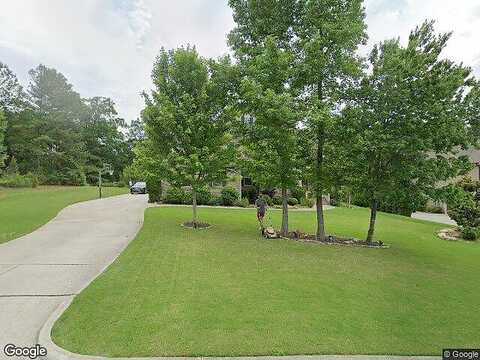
[130,181,147,194]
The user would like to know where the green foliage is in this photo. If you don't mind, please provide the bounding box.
[260,194,273,206]
[220,186,240,206]
[0,173,38,188]
[234,197,250,208]
[300,197,315,208]
[164,187,188,205]
[6,156,18,174]
[343,21,479,240]
[143,47,236,222]
[287,197,298,206]
[208,195,222,206]
[272,195,282,205]
[0,110,6,168]
[290,187,306,201]
[460,227,479,241]
[241,184,257,204]
[188,187,212,205]
[147,177,162,203]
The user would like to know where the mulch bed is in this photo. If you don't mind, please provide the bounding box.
[276,230,388,248]
[182,221,211,229]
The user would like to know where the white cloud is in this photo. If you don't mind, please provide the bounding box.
[0,1,478,122]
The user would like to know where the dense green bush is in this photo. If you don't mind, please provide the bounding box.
[147,178,162,203]
[259,194,273,206]
[448,202,480,229]
[234,197,250,208]
[424,203,444,214]
[288,197,299,206]
[290,187,306,201]
[461,226,478,241]
[241,185,257,204]
[300,197,315,208]
[221,187,240,206]
[272,195,283,205]
[208,195,222,206]
[0,173,38,188]
[190,187,212,205]
[447,178,480,241]
[164,187,188,204]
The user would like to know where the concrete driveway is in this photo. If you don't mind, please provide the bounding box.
[0,194,148,358]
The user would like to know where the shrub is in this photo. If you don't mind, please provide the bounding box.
[448,201,480,229]
[164,187,188,204]
[461,226,478,241]
[0,173,37,188]
[241,184,258,204]
[234,197,249,208]
[300,197,314,208]
[291,187,306,201]
[288,197,299,206]
[260,194,273,206]
[424,204,444,214]
[192,187,212,205]
[221,187,240,206]
[208,195,222,206]
[272,195,283,205]
[147,178,162,203]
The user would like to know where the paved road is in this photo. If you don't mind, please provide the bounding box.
[0,194,148,359]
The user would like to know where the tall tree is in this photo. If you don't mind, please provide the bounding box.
[143,47,236,226]
[82,96,129,183]
[293,0,367,240]
[0,110,6,168]
[0,62,26,113]
[343,21,478,243]
[237,36,300,236]
[229,0,367,240]
[30,64,87,183]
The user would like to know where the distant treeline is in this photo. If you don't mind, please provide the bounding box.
[0,63,143,185]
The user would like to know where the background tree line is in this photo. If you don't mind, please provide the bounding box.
[0,63,137,186]
[135,0,479,242]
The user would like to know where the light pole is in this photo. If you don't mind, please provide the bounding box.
[98,164,113,199]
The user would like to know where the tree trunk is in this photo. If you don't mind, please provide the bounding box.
[316,193,325,241]
[281,186,289,237]
[192,188,198,228]
[366,198,378,243]
[315,123,326,241]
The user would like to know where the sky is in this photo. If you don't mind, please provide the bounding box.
[1,0,479,122]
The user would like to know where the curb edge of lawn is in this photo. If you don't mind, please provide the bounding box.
[38,202,439,360]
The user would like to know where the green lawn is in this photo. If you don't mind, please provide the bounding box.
[52,206,479,357]
[0,186,128,244]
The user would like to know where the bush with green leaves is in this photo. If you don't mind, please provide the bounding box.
[0,173,38,188]
[447,178,480,241]
[300,197,315,208]
[189,187,212,205]
[461,226,479,241]
[259,194,273,206]
[164,187,188,204]
[288,197,299,206]
[220,187,240,206]
[272,195,283,205]
[290,187,306,201]
[208,195,222,206]
[234,197,250,208]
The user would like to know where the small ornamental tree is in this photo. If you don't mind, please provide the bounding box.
[143,47,236,227]
[343,21,479,243]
